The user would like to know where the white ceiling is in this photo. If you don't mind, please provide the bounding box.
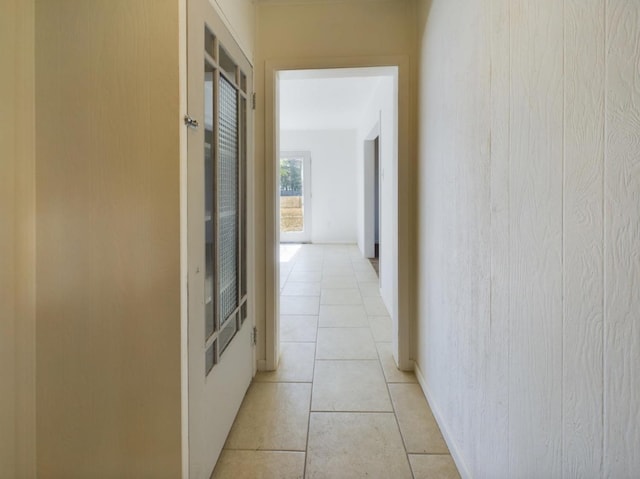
[278,67,395,131]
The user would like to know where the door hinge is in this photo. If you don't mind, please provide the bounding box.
[251,326,257,346]
[252,92,256,110]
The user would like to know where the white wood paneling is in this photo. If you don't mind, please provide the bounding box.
[604,2,640,477]
[481,0,511,475]
[457,1,492,474]
[563,0,605,476]
[417,0,639,477]
[508,0,564,475]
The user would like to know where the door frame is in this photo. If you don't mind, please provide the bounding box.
[363,121,381,259]
[279,151,312,243]
[263,56,413,373]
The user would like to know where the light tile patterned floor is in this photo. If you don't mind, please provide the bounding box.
[213,244,460,479]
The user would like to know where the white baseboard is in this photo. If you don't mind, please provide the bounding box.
[413,362,472,479]
[311,240,358,245]
[257,359,267,371]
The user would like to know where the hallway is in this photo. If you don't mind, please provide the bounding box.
[212,244,460,478]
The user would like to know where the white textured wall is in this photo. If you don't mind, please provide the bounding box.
[355,76,397,318]
[281,129,358,243]
[415,0,640,478]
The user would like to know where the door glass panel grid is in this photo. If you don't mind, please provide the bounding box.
[218,75,239,328]
[204,60,216,340]
[200,24,250,376]
[188,5,255,475]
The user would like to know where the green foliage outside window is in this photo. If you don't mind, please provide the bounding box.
[280,158,303,196]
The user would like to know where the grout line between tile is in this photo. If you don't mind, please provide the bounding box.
[383,360,416,479]
[279,244,409,478]
[253,380,313,384]
[314,358,380,362]
[310,409,395,414]
[223,447,307,453]
[302,340,316,478]
[407,452,454,457]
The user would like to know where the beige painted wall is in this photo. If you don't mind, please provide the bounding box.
[254,0,417,369]
[35,1,183,477]
[416,0,640,477]
[0,0,36,477]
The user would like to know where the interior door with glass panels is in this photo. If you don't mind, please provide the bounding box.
[279,151,312,243]
[187,1,253,477]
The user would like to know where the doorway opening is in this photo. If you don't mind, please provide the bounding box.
[363,123,382,280]
[269,65,403,370]
[371,137,380,277]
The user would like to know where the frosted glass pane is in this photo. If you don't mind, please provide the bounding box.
[204,61,215,339]
[218,75,238,325]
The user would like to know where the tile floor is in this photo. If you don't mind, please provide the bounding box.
[213,244,460,479]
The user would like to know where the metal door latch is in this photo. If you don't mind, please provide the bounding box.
[184,115,199,129]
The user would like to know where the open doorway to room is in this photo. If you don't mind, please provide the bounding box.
[270,66,401,370]
[364,128,381,279]
[373,137,380,276]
